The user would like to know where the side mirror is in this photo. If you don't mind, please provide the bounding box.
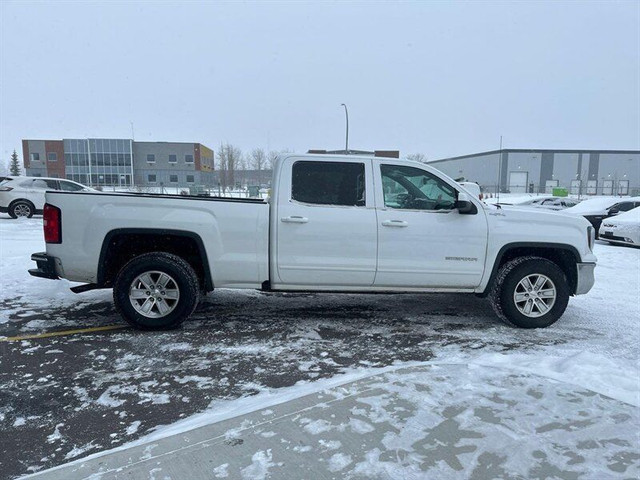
[455,192,478,215]
[608,208,619,216]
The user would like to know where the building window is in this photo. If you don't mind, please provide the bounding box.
[186,175,195,183]
[47,152,57,162]
[148,174,157,183]
[169,175,178,183]
[185,154,194,164]
[168,154,177,164]
[30,153,40,161]
[147,154,156,163]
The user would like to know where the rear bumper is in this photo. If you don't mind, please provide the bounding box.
[28,252,59,280]
[575,262,596,295]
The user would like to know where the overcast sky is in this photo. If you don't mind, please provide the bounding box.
[1,1,638,163]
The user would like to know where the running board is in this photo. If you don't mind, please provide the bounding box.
[70,284,102,294]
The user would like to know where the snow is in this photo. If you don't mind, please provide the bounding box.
[240,449,279,480]
[484,193,554,205]
[563,196,640,215]
[328,452,353,472]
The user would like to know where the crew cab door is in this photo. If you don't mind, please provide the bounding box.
[373,161,488,288]
[274,157,377,286]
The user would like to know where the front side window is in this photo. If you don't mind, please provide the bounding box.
[614,202,634,212]
[381,164,456,210]
[291,161,365,207]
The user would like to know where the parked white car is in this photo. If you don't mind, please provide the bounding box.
[598,207,640,247]
[563,196,640,235]
[30,154,596,330]
[0,176,94,218]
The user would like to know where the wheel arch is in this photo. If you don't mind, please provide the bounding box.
[480,242,580,297]
[9,198,36,210]
[97,228,214,291]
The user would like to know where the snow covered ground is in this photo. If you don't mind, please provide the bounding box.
[1,215,639,478]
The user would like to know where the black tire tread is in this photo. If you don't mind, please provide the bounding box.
[9,200,35,219]
[113,252,200,330]
[488,256,569,328]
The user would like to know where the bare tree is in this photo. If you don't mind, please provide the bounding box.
[406,153,428,163]
[218,143,242,192]
[250,148,266,171]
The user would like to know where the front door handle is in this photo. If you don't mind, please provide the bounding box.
[281,216,309,224]
[382,220,408,227]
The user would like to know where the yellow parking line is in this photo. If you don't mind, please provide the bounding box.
[0,325,127,342]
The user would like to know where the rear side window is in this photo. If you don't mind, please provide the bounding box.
[291,161,365,207]
[22,179,58,189]
[59,181,85,192]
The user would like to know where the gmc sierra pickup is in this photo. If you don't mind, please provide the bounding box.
[29,154,596,330]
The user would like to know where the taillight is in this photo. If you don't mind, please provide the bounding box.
[0,186,13,191]
[43,204,62,244]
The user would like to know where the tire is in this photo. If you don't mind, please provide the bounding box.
[9,200,35,219]
[113,252,200,330]
[488,256,570,328]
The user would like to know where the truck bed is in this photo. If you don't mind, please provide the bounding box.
[43,191,270,288]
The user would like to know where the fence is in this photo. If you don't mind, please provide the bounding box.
[478,181,639,198]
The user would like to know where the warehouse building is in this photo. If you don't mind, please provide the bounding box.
[429,149,640,196]
[22,138,215,188]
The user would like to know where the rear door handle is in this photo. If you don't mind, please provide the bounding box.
[382,220,408,227]
[281,216,309,224]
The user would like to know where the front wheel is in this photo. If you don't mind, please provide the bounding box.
[113,252,200,330]
[489,256,570,328]
[9,200,34,218]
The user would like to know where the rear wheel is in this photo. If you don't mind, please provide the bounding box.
[9,200,34,219]
[489,256,570,328]
[113,252,200,330]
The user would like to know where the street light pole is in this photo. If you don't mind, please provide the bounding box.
[340,103,349,154]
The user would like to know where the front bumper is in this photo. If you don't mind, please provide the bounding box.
[575,262,596,295]
[0,206,8,213]
[28,252,59,280]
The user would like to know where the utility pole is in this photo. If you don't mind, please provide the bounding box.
[341,104,349,154]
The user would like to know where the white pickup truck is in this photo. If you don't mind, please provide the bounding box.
[29,154,596,330]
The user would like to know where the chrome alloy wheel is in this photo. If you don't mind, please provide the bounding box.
[513,274,557,318]
[14,203,32,217]
[129,271,180,318]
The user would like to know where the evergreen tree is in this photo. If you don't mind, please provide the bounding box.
[9,150,21,176]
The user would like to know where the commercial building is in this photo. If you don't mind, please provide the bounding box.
[429,149,640,196]
[22,138,214,188]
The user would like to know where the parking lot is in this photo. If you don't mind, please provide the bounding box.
[1,218,639,479]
